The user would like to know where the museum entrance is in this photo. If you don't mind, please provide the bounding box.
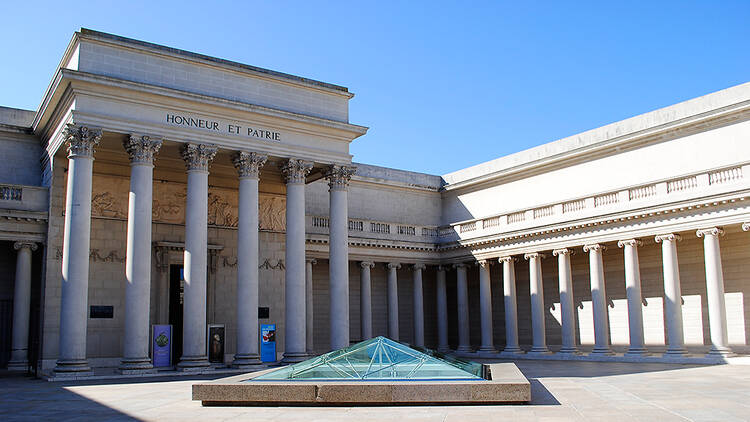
[168,265,184,365]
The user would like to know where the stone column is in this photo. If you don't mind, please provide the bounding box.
[360,261,374,341]
[499,257,523,354]
[120,135,162,373]
[476,260,497,353]
[387,262,401,340]
[281,159,312,362]
[305,258,316,356]
[55,124,101,375]
[7,241,37,371]
[552,248,578,354]
[583,244,613,355]
[455,263,471,353]
[326,165,356,350]
[618,239,648,356]
[412,264,426,348]
[232,151,267,368]
[178,143,217,370]
[697,228,733,356]
[435,266,449,352]
[525,253,550,354]
[655,233,688,356]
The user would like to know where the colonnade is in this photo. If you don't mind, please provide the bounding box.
[52,125,356,374]
[438,229,736,357]
[20,124,742,374]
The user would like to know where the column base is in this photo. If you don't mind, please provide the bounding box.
[624,347,650,357]
[54,358,92,375]
[6,359,29,372]
[233,353,263,368]
[456,345,473,353]
[177,355,211,371]
[281,352,308,364]
[528,346,552,355]
[477,346,498,354]
[437,346,451,354]
[589,346,614,356]
[119,357,156,374]
[707,346,734,358]
[501,346,525,355]
[663,347,689,357]
[557,346,580,354]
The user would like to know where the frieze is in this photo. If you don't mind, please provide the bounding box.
[54,248,125,263]
[65,174,287,231]
[221,256,285,270]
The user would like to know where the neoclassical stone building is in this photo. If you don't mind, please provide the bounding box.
[1,29,748,376]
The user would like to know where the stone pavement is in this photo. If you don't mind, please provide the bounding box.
[2,360,750,421]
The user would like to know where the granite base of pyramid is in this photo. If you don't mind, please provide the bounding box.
[192,337,530,406]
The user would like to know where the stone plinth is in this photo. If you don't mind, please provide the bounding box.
[192,363,530,405]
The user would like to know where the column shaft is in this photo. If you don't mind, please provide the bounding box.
[305,259,316,355]
[56,125,101,375]
[526,253,550,354]
[553,249,578,354]
[387,263,400,340]
[178,143,216,369]
[327,165,354,350]
[585,244,613,355]
[8,242,36,371]
[619,240,648,355]
[455,264,471,352]
[436,267,449,352]
[233,151,266,367]
[281,159,311,362]
[698,228,732,356]
[656,234,688,356]
[413,265,425,348]
[500,257,523,354]
[360,262,373,340]
[477,261,496,353]
[120,135,161,373]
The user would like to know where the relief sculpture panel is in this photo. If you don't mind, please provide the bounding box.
[71,174,286,231]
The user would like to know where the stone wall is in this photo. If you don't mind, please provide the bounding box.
[0,131,41,186]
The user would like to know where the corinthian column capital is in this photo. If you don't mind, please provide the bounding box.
[280,158,313,184]
[13,241,38,252]
[232,151,267,179]
[325,165,356,191]
[63,124,102,158]
[387,262,401,270]
[180,143,218,171]
[124,134,163,165]
[655,233,681,243]
[696,227,724,238]
[413,263,427,271]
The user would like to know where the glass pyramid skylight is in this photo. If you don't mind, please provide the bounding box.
[252,336,485,381]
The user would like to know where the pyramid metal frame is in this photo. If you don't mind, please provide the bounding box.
[253,336,485,381]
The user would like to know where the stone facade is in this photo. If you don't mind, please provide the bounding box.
[0,28,749,375]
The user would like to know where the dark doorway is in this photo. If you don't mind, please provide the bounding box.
[169,265,184,365]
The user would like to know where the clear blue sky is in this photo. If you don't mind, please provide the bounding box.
[2,1,748,175]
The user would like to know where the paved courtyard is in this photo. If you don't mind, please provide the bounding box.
[2,360,749,421]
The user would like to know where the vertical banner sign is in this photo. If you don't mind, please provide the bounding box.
[152,325,172,367]
[260,324,276,362]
